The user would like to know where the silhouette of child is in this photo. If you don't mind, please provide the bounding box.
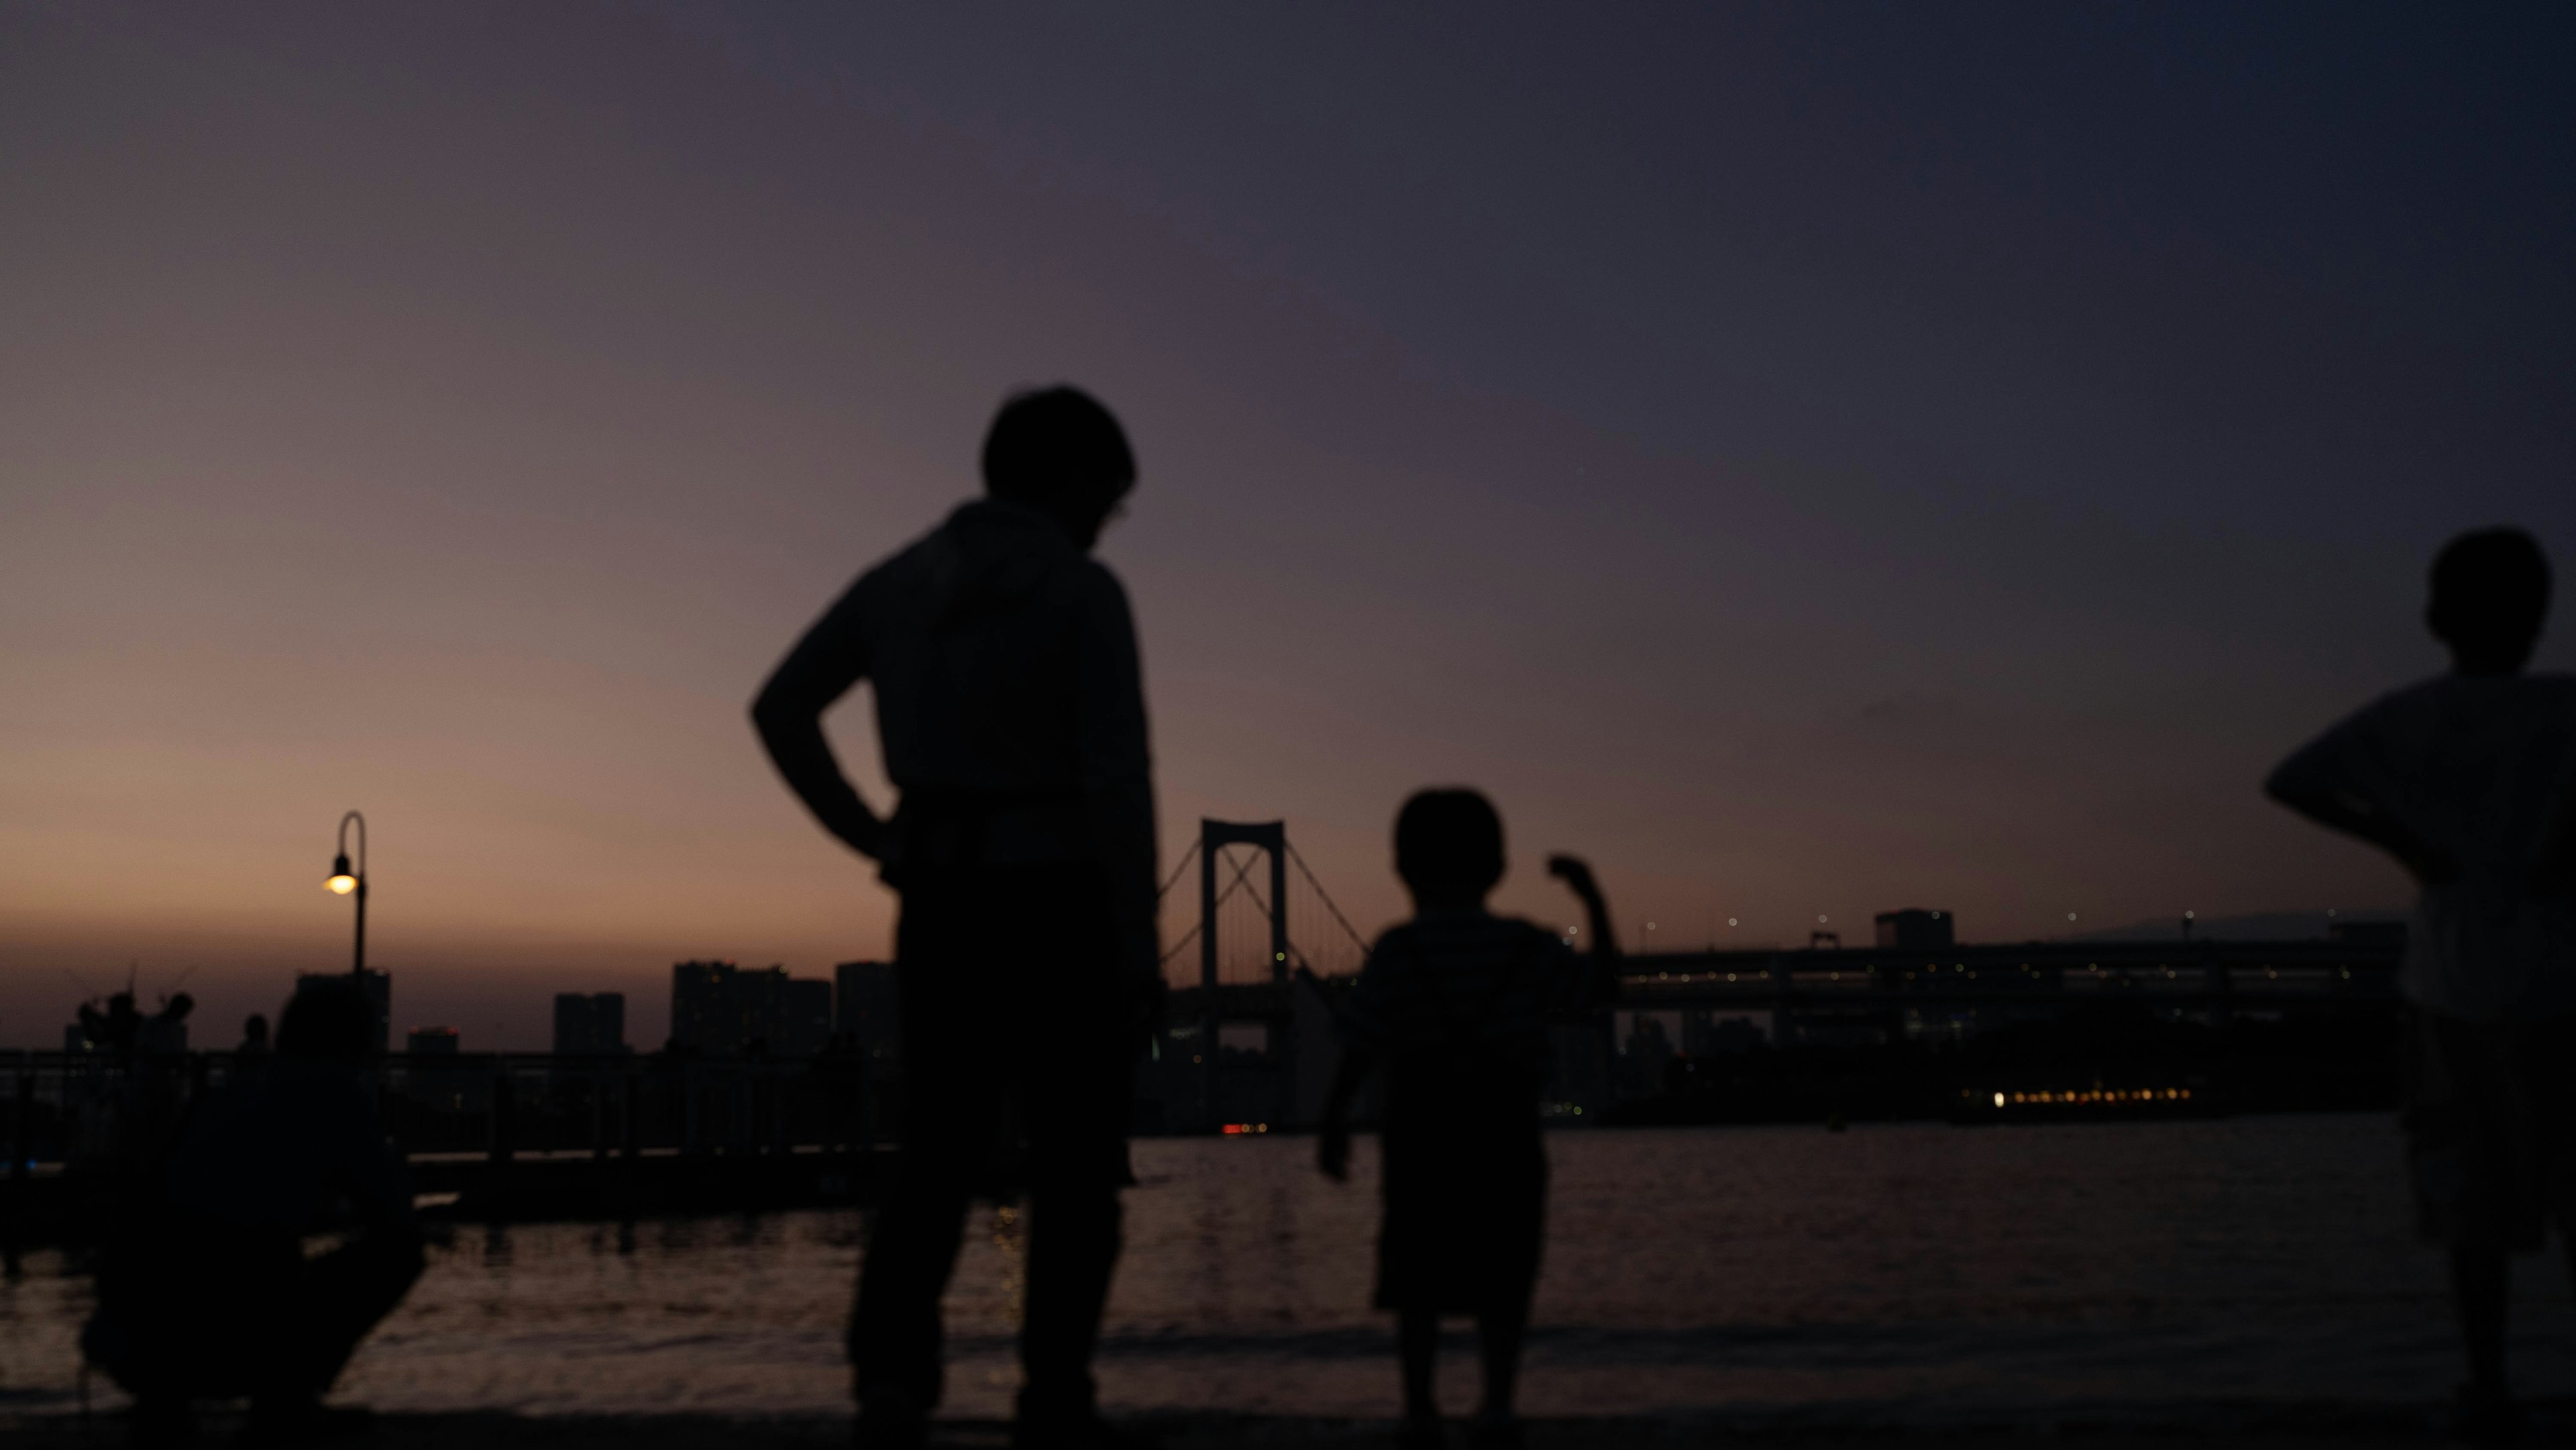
[2268,527,2576,1443]
[1318,788,1620,1450]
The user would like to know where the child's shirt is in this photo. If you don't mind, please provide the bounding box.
[2272,672,2576,1021]
[1341,909,1600,1090]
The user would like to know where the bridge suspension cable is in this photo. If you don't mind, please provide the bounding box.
[1150,821,1377,986]
[1156,841,1199,904]
[1285,839,1371,957]
[1156,841,1278,970]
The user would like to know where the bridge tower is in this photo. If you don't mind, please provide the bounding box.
[1199,819,1289,990]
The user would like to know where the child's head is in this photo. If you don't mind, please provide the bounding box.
[1395,788,1505,909]
[2428,527,2550,676]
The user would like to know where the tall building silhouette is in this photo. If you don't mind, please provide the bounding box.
[1873,909,1955,951]
[670,961,831,1057]
[552,992,628,1055]
[401,1025,476,1111]
[834,961,899,1065]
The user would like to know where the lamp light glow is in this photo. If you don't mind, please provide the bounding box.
[325,812,368,980]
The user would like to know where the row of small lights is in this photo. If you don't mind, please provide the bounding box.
[1982,1088,2192,1107]
[1579,908,2375,943]
[1621,962,2355,987]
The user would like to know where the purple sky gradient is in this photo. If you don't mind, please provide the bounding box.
[4,4,2572,1047]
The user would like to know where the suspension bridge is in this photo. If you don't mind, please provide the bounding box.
[1136,819,1378,1134]
[1130,818,2414,1133]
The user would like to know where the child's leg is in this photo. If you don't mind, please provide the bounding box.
[1473,1301,1527,1420]
[1398,1308,1440,1422]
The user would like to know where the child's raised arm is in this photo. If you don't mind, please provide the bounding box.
[1548,854,1623,1006]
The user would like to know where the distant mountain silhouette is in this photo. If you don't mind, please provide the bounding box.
[2061,909,2407,944]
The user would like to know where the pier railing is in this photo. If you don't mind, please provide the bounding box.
[3,1049,883,1176]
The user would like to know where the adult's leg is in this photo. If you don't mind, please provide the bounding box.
[1010,873,1134,1429]
[1018,1181,1122,1422]
[850,908,993,1421]
[851,1162,976,1416]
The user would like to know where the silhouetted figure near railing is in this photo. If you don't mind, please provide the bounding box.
[78,991,144,1055]
[1318,789,1622,1450]
[754,386,1160,1450]
[2267,527,2576,1445]
[235,1013,272,1088]
[83,979,423,1447]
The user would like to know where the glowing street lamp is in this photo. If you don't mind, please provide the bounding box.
[325,810,368,978]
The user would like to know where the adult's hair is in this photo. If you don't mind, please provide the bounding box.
[2430,527,2551,666]
[1395,788,1507,900]
[981,386,1136,524]
[277,979,374,1063]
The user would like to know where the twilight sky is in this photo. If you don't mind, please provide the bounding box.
[4,3,2573,1048]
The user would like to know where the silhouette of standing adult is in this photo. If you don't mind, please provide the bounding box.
[753,387,1160,1450]
[2268,528,2576,1443]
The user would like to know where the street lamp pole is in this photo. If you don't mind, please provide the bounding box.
[326,811,368,979]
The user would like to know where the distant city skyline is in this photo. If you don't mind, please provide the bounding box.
[26,901,2414,1056]
[9,6,2571,1047]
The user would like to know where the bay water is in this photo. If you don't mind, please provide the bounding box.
[6,1115,2575,1423]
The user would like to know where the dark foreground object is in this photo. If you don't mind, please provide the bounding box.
[3,1408,2572,1449]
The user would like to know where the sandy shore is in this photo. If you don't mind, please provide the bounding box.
[0,1408,2546,1449]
